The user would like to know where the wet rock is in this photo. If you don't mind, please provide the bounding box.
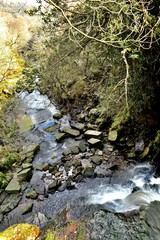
[31,173,46,195]
[36,163,43,171]
[0,194,21,214]
[26,189,38,199]
[94,164,112,177]
[45,123,60,133]
[42,163,49,171]
[31,109,53,125]
[32,212,48,228]
[62,127,80,137]
[63,149,71,156]
[47,180,60,192]
[21,143,40,161]
[5,179,21,194]
[135,139,145,153]
[83,167,95,178]
[91,155,102,165]
[70,146,79,154]
[79,141,87,152]
[17,115,34,134]
[20,202,33,215]
[58,182,67,192]
[108,130,118,141]
[17,168,32,182]
[74,174,83,182]
[81,159,93,168]
[84,130,102,138]
[54,133,66,141]
[53,111,62,119]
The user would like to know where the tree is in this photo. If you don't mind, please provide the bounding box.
[26,0,160,126]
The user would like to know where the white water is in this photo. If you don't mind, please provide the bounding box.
[88,164,160,212]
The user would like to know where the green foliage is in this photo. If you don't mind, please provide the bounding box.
[25,0,160,129]
[0,172,8,188]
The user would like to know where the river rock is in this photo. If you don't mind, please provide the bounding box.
[71,122,85,131]
[53,111,62,119]
[70,146,79,154]
[47,180,60,192]
[17,168,32,181]
[91,155,101,165]
[108,130,118,141]
[5,179,21,193]
[135,139,145,153]
[45,124,60,133]
[84,130,102,138]
[62,127,80,137]
[26,189,38,199]
[62,149,71,156]
[78,141,87,152]
[18,202,33,215]
[17,115,34,134]
[55,133,66,141]
[83,167,95,177]
[31,173,46,195]
[0,193,21,214]
[87,138,102,149]
[22,163,33,169]
[32,212,48,228]
[81,159,93,168]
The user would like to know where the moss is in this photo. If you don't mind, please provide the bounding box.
[0,171,8,189]
[0,223,40,240]
[0,152,20,170]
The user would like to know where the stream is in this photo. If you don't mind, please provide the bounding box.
[1,90,160,237]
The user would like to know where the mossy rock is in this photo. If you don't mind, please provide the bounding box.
[0,223,40,240]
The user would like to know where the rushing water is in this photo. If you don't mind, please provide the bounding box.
[88,163,160,212]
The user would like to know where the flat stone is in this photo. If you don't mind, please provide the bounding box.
[17,168,32,181]
[70,146,79,154]
[71,122,85,131]
[62,127,80,137]
[22,163,33,169]
[63,149,71,156]
[45,124,60,133]
[17,115,34,134]
[81,159,93,168]
[5,179,21,193]
[91,155,102,165]
[55,133,66,141]
[22,143,40,155]
[108,130,118,141]
[87,138,101,145]
[21,202,33,215]
[47,180,60,192]
[79,141,87,152]
[0,194,21,214]
[85,130,102,138]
